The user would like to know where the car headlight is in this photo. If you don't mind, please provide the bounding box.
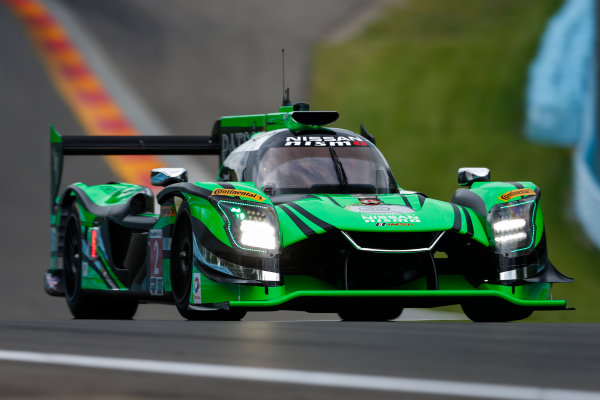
[239,219,277,249]
[217,200,280,252]
[487,199,537,256]
[194,238,280,282]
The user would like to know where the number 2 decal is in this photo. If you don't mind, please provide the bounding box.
[152,239,160,275]
[149,229,163,296]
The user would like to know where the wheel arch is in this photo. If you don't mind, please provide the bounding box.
[452,182,572,285]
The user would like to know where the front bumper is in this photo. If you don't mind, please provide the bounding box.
[227,289,567,312]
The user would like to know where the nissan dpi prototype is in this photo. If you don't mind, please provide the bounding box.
[46,101,572,321]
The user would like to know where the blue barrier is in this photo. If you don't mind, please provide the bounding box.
[575,61,600,248]
[526,0,600,250]
[525,0,594,145]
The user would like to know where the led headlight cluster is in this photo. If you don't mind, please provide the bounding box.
[217,200,279,252]
[239,219,277,249]
[487,199,536,256]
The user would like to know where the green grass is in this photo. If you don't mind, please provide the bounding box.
[311,0,600,321]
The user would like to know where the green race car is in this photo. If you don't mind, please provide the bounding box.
[46,102,572,321]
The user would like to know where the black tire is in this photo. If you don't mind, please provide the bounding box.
[461,301,533,322]
[170,202,246,321]
[63,203,138,319]
[338,306,403,321]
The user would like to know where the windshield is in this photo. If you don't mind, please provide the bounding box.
[254,145,398,194]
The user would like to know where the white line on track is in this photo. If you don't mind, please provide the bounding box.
[0,349,597,400]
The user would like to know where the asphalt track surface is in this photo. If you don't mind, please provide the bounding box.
[1,1,599,399]
[1,320,600,400]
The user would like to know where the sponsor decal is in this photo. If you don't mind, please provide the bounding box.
[498,188,536,201]
[360,198,380,205]
[82,261,88,277]
[192,273,202,304]
[149,229,163,296]
[374,222,414,227]
[362,214,420,224]
[346,204,415,214]
[150,277,163,297]
[160,205,176,217]
[45,273,59,289]
[211,188,265,202]
[221,131,251,160]
[284,136,367,147]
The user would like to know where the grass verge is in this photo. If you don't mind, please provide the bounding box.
[311,0,600,321]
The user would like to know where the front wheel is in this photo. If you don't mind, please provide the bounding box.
[170,202,246,321]
[461,301,533,322]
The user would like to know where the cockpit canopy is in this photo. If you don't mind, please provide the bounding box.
[220,128,398,196]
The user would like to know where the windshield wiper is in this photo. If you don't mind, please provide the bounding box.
[329,147,348,187]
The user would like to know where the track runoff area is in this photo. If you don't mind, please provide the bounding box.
[5,0,167,187]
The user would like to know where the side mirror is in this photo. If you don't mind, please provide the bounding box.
[151,168,188,187]
[458,167,490,186]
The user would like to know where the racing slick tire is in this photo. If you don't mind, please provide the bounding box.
[461,300,533,322]
[171,202,246,321]
[63,203,138,319]
[337,306,403,321]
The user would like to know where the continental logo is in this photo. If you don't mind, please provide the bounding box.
[211,188,265,202]
[498,188,536,201]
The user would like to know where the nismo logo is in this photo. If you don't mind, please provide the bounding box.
[284,136,367,147]
[362,214,420,223]
[211,188,265,202]
[498,188,536,201]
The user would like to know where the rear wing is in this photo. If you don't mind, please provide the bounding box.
[50,106,352,203]
[50,125,221,204]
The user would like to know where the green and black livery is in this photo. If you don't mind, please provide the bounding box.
[47,103,572,321]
